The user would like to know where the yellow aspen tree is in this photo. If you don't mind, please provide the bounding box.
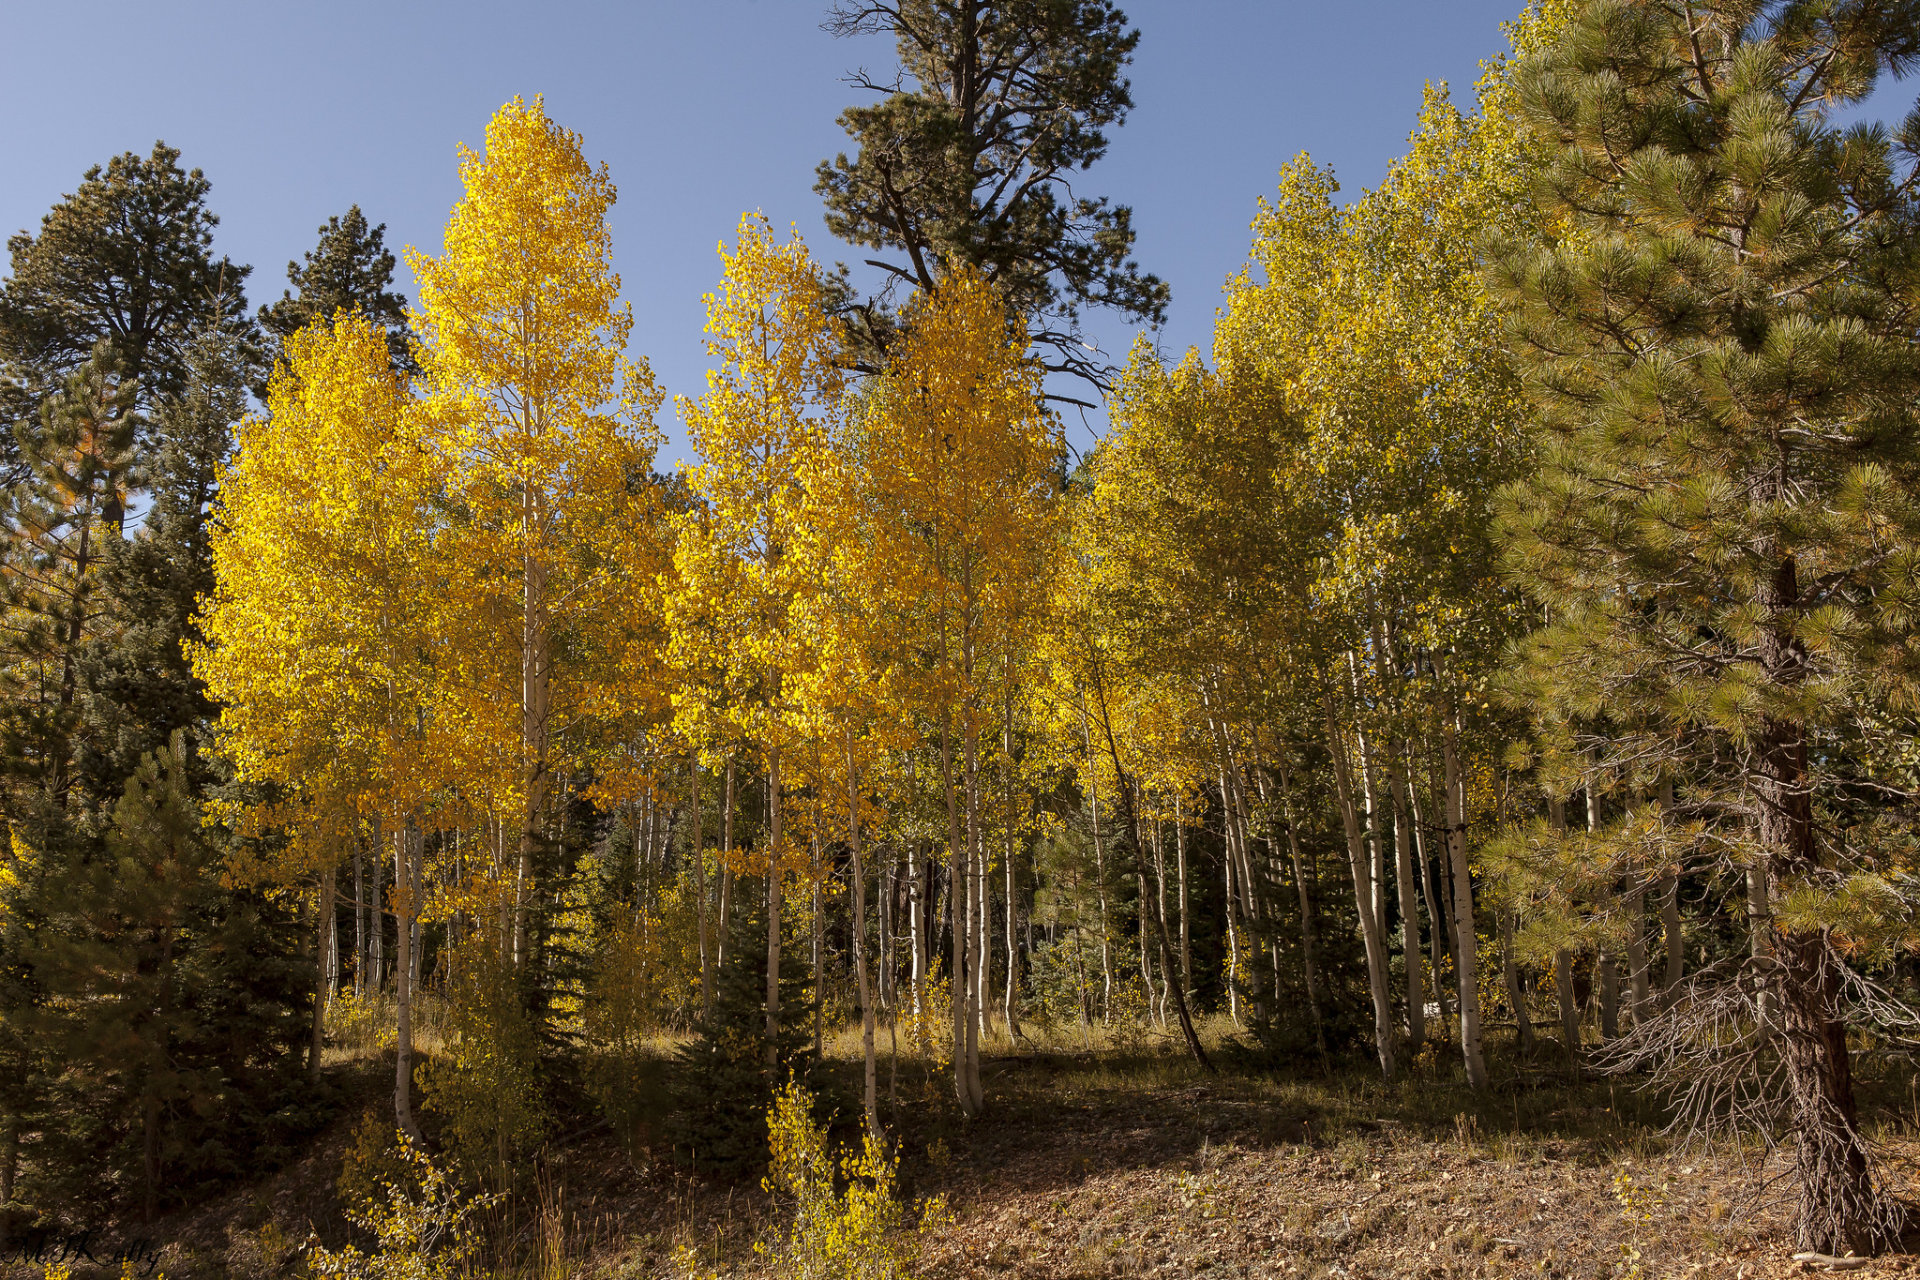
[865,267,1062,1116]
[667,212,842,1070]
[408,96,663,967]
[193,312,445,1137]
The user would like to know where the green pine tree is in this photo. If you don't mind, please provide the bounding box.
[24,732,310,1221]
[0,143,254,452]
[1487,0,1920,1253]
[0,343,141,817]
[257,205,414,378]
[74,324,245,805]
[816,0,1167,389]
[667,882,815,1178]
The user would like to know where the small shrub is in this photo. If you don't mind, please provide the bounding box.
[757,1079,948,1280]
[307,1136,499,1280]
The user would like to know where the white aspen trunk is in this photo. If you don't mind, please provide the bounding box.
[845,732,879,1142]
[1326,694,1398,1080]
[370,834,385,990]
[692,758,711,1018]
[353,842,366,998]
[1222,844,1241,1026]
[1406,769,1451,1024]
[1152,816,1170,1024]
[767,744,783,1071]
[1082,710,1115,1019]
[718,758,734,974]
[961,717,986,1111]
[1389,756,1425,1047]
[312,868,335,1077]
[1003,699,1022,1036]
[517,484,550,971]
[1442,718,1488,1089]
[1174,793,1191,988]
[811,829,824,1059]
[393,821,420,1140]
[941,719,981,1115]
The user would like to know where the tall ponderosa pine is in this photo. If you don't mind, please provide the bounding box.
[1490,0,1920,1252]
[0,144,253,448]
[258,206,414,376]
[818,0,1167,390]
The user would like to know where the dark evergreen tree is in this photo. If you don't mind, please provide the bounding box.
[817,0,1167,393]
[0,143,254,470]
[74,325,243,805]
[257,206,414,378]
[1490,0,1920,1253]
[27,733,309,1222]
[0,344,141,816]
[666,885,815,1178]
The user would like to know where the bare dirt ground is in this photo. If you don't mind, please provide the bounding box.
[20,1030,1920,1280]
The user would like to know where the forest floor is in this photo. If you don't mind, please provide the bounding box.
[24,1017,1920,1280]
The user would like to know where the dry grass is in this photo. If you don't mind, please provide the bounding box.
[19,1013,1920,1279]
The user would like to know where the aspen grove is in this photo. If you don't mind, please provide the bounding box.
[8,0,1920,1272]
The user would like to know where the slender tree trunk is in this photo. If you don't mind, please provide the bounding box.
[311,867,335,1078]
[811,829,824,1059]
[393,822,420,1140]
[1174,793,1191,988]
[1084,714,1115,1020]
[1407,771,1450,1024]
[1276,758,1327,1060]
[1389,755,1425,1047]
[1656,780,1684,1000]
[941,717,982,1115]
[1004,701,1022,1036]
[1502,910,1535,1055]
[845,733,879,1142]
[718,758,735,975]
[692,758,711,1018]
[1327,693,1397,1080]
[370,833,385,990]
[1441,716,1488,1089]
[353,842,366,997]
[766,744,783,1072]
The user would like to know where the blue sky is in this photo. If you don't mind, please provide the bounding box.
[10,0,1881,464]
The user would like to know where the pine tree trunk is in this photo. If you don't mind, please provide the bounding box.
[1761,556,1876,1251]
